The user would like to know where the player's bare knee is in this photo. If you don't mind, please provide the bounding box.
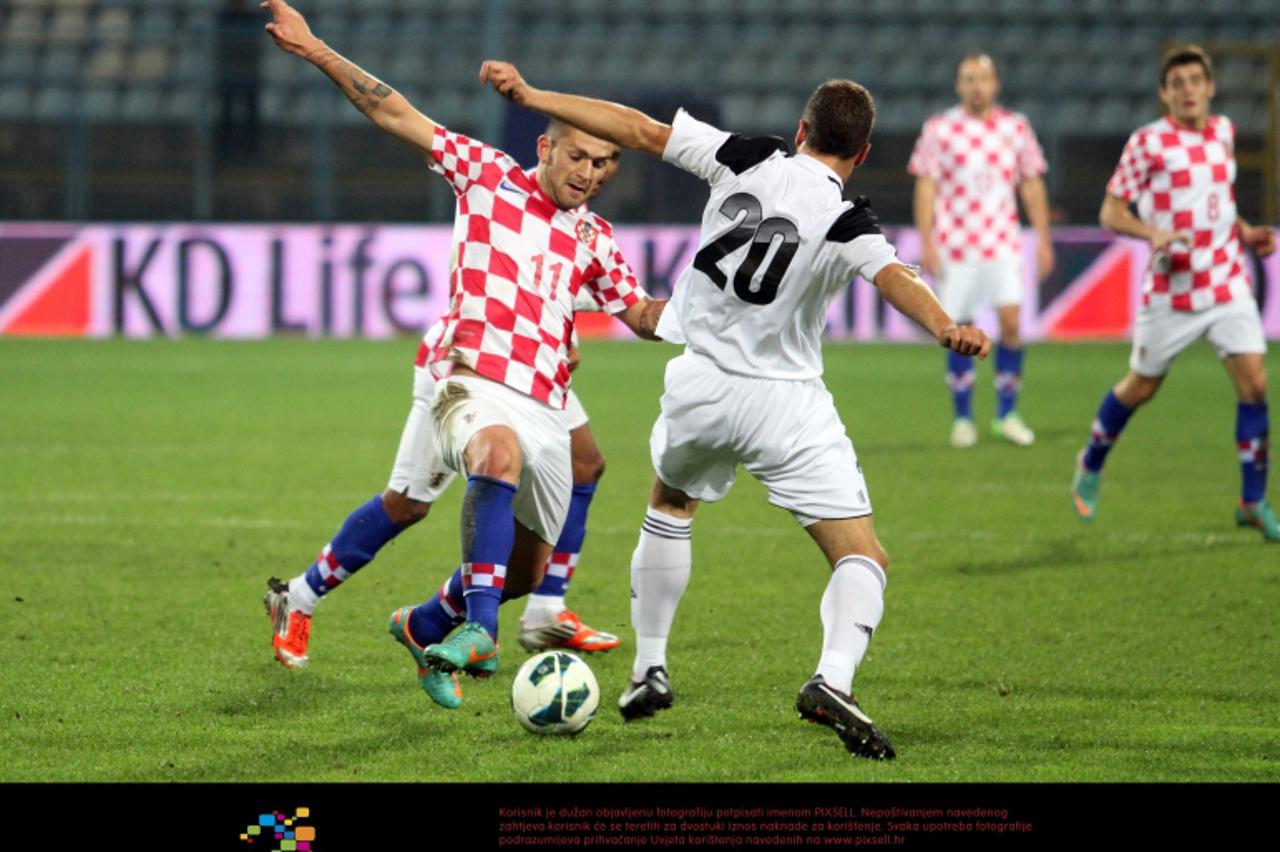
[572,449,606,485]
[465,428,522,483]
[650,478,697,519]
[1116,372,1161,408]
[380,489,431,527]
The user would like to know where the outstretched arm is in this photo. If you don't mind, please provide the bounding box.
[261,0,435,157]
[615,298,668,341]
[479,60,671,156]
[873,263,990,358]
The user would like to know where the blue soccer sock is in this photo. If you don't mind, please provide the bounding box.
[946,349,975,420]
[995,344,1025,419]
[1082,390,1135,473]
[529,483,596,611]
[1237,402,1270,504]
[459,475,517,638]
[409,568,465,647]
[296,495,400,612]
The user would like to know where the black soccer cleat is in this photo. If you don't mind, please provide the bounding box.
[618,665,675,721]
[796,675,896,761]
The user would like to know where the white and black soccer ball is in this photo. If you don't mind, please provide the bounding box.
[511,651,599,735]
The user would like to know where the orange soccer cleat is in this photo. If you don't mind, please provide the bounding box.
[517,609,620,654]
[264,577,312,669]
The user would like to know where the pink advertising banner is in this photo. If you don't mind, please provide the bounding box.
[2,223,1278,341]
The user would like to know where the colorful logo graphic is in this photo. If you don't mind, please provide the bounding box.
[239,808,316,851]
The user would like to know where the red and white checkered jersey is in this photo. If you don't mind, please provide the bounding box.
[1107,114,1247,312]
[908,106,1047,264]
[413,124,644,408]
[658,110,900,380]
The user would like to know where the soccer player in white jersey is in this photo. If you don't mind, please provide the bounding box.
[481,61,991,759]
[909,53,1053,448]
[263,154,626,673]
[1072,45,1278,541]
[260,0,668,708]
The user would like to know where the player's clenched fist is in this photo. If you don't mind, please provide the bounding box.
[1241,224,1276,258]
[480,61,532,105]
[938,324,991,359]
[261,0,319,57]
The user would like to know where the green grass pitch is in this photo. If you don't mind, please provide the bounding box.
[1,337,1275,782]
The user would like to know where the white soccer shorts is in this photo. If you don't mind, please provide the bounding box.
[431,374,573,545]
[938,256,1024,322]
[1130,295,1268,377]
[649,351,872,525]
[387,366,457,503]
[564,388,589,431]
[388,369,586,509]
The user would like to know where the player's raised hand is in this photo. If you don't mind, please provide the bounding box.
[1242,224,1277,258]
[261,0,319,58]
[938,324,991,359]
[480,61,532,105]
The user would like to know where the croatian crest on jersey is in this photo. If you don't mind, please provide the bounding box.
[576,220,598,248]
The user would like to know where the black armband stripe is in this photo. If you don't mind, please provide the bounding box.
[825,196,883,243]
[714,134,790,175]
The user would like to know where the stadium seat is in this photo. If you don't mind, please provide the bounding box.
[0,85,31,119]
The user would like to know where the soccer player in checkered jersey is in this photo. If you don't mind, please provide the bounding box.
[262,155,627,674]
[261,0,668,708]
[482,62,990,759]
[1072,45,1278,541]
[909,53,1054,449]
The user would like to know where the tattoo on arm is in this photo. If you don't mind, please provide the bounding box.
[308,44,395,116]
[639,299,667,339]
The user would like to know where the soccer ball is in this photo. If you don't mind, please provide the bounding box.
[511,651,600,735]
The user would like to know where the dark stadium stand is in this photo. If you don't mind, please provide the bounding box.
[0,0,1275,223]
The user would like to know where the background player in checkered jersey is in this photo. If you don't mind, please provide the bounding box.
[263,155,628,673]
[261,0,669,709]
[909,53,1054,449]
[481,61,991,760]
[1072,45,1278,541]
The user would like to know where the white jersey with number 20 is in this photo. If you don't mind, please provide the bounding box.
[656,109,900,380]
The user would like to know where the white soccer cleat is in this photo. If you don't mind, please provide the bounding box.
[950,418,978,448]
[992,413,1034,447]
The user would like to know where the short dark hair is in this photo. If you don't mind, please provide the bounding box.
[956,52,998,78]
[1161,44,1213,87]
[544,118,572,143]
[801,79,875,159]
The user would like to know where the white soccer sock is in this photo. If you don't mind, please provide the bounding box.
[522,592,565,625]
[630,508,692,681]
[287,574,321,615]
[816,555,886,695]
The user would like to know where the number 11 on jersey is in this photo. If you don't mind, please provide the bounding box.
[532,253,565,301]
